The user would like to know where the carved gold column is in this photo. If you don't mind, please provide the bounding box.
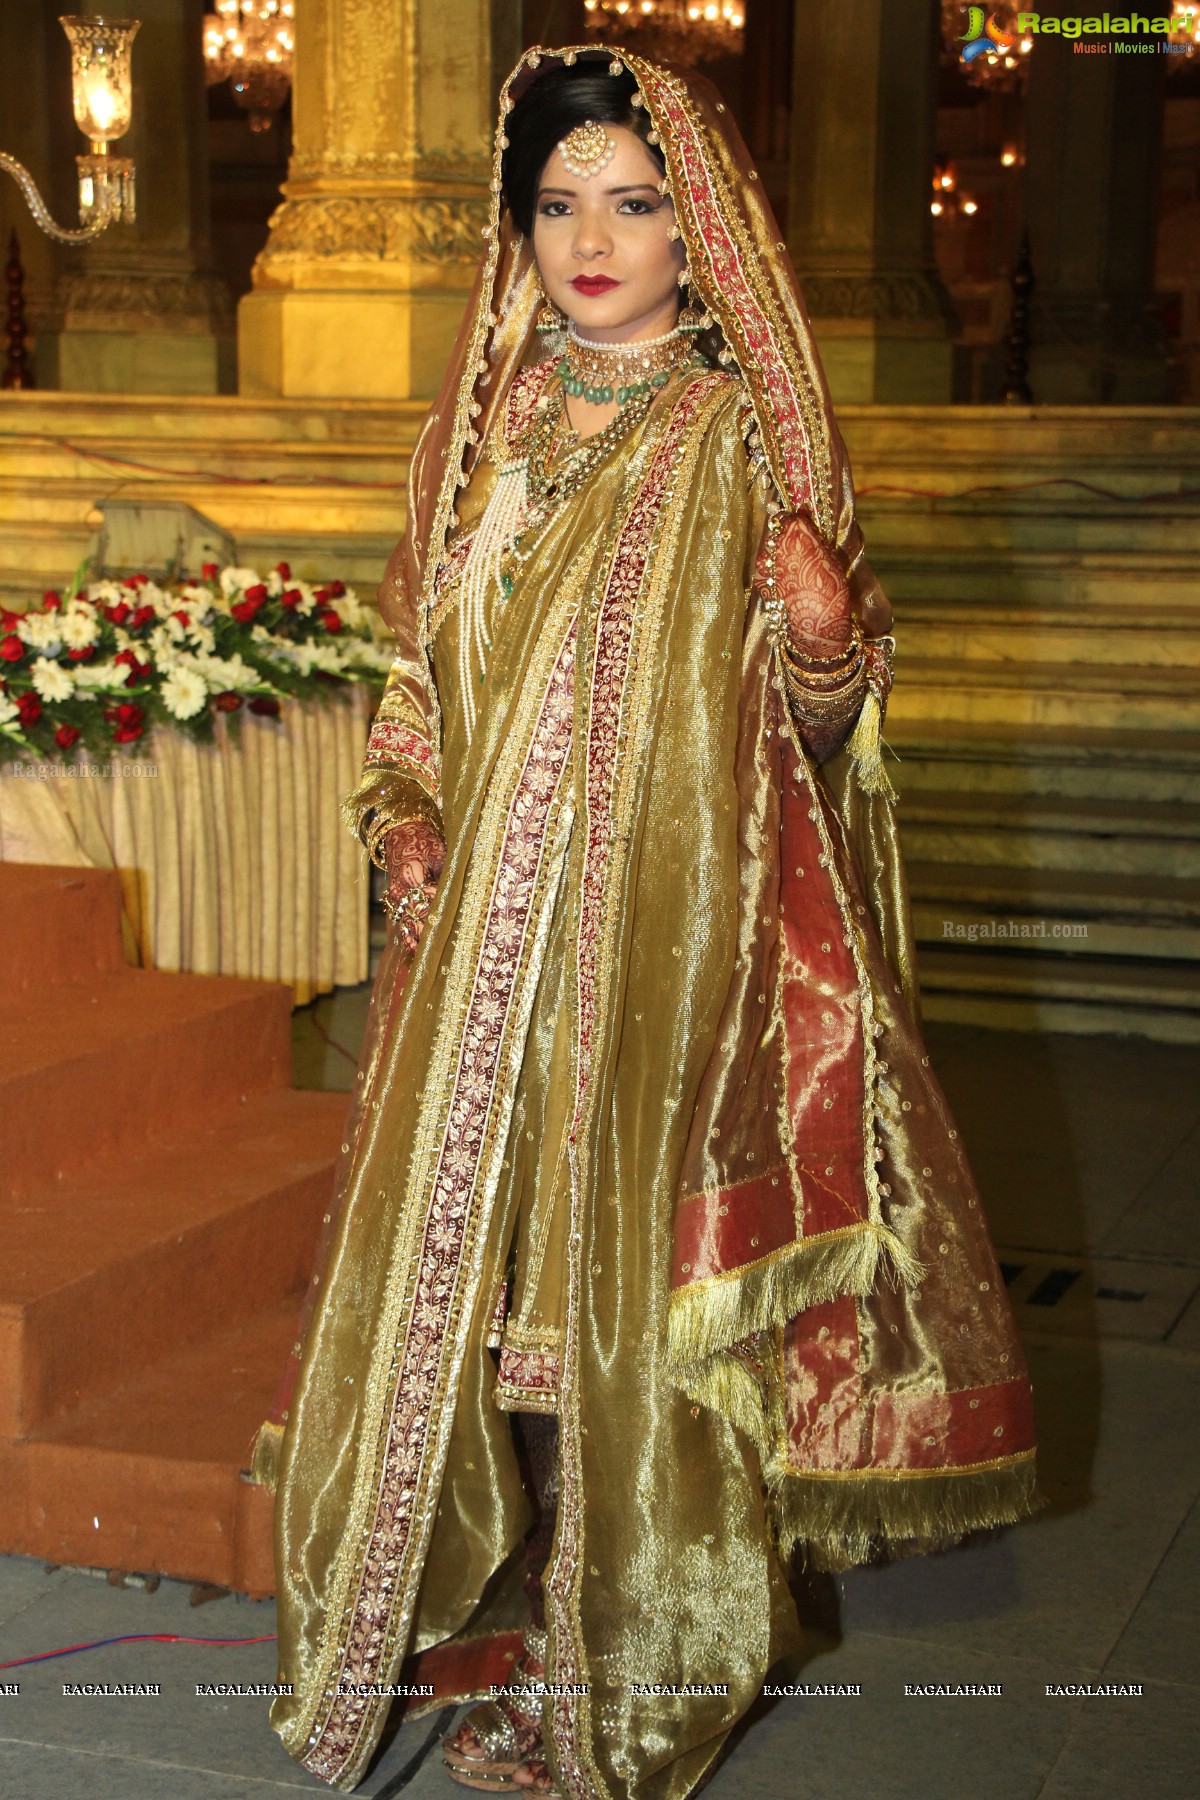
[238,0,492,400]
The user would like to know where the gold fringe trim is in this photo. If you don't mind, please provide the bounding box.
[763,1451,1041,1572]
[247,1419,284,1495]
[845,690,898,803]
[671,1346,776,1458]
[339,767,443,856]
[665,1220,922,1373]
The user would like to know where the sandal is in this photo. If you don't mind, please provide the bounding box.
[442,1652,545,1792]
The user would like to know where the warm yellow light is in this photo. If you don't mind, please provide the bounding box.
[60,15,141,145]
[930,200,944,216]
[1001,147,1017,167]
[962,199,978,215]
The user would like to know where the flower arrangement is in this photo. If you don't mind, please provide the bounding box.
[0,563,393,760]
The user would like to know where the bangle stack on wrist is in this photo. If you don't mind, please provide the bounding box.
[757,512,871,732]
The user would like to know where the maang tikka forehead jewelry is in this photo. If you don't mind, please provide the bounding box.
[558,119,617,181]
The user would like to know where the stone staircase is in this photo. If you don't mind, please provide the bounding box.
[844,405,1200,1039]
[0,864,347,1595]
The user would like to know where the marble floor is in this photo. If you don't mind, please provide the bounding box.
[1,985,1197,1800]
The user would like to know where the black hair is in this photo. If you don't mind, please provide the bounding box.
[501,58,667,239]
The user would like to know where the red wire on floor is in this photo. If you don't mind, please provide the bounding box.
[0,1632,277,1671]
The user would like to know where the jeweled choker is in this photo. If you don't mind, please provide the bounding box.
[560,321,693,407]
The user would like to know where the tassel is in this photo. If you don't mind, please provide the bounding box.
[457,459,528,743]
[846,689,898,803]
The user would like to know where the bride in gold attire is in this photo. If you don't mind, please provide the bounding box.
[252,45,1039,1800]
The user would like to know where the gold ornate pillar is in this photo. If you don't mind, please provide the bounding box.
[238,0,493,401]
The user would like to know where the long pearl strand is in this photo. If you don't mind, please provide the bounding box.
[457,456,528,744]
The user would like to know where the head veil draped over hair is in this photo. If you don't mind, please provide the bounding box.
[401,43,884,654]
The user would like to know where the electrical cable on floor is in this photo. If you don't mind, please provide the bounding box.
[0,1632,278,1671]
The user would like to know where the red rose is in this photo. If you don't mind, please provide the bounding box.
[249,695,280,717]
[0,634,24,663]
[280,587,302,610]
[275,561,291,580]
[130,604,156,630]
[42,589,62,611]
[16,691,41,725]
[244,583,268,604]
[105,701,144,743]
[313,584,331,604]
[329,579,346,598]
[320,608,343,634]
[114,649,151,685]
[201,562,219,582]
[128,573,149,589]
[0,609,21,631]
[215,690,242,712]
[230,597,264,623]
[67,645,95,663]
[55,723,80,749]
[172,609,191,625]
[105,601,131,626]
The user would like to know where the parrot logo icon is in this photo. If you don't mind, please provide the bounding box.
[959,5,1016,63]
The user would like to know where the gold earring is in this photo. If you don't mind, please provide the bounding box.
[536,291,566,334]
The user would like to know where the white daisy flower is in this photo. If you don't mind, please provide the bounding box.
[59,608,100,650]
[159,664,208,720]
[29,656,75,702]
[17,612,63,653]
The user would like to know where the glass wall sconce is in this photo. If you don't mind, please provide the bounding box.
[0,14,140,244]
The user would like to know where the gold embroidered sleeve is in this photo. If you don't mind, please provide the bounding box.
[343,532,444,861]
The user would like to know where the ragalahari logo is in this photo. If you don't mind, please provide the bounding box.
[959,5,1017,62]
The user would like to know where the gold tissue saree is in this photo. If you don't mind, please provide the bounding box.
[258,45,1038,1799]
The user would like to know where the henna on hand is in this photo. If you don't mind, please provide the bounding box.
[384,819,446,954]
[755,513,853,660]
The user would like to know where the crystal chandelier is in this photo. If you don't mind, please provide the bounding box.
[203,1,294,133]
[941,2,1033,92]
[583,0,746,63]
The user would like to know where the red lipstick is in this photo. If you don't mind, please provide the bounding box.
[571,274,619,296]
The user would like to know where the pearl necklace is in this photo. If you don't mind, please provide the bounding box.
[561,321,694,407]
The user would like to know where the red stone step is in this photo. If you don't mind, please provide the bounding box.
[2,1301,302,1596]
[1,864,128,989]
[0,861,351,1596]
[1,972,296,1196]
[0,1086,347,1436]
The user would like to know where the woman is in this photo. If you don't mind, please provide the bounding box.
[253,44,1038,1800]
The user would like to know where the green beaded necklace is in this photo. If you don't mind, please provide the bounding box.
[559,322,694,408]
